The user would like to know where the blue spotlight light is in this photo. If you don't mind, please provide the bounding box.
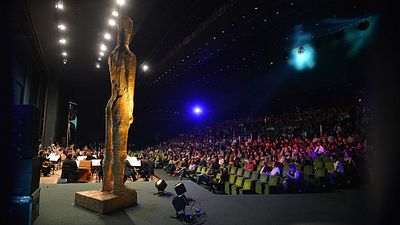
[288,43,316,71]
[193,106,203,115]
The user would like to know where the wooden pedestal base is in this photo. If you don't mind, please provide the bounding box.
[74,187,137,213]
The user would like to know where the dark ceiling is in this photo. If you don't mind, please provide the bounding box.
[26,0,381,147]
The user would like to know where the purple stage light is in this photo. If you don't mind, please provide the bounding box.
[193,106,203,115]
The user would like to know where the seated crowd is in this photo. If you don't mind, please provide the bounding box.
[136,105,372,194]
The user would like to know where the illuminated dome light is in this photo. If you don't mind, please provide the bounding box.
[112,10,119,17]
[142,64,149,72]
[116,0,125,6]
[193,107,203,115]
[61,51,67,56]
[100,44,107,51]
[288,43,316,71]
[108,19,116,26]
[96,63,101,68]
[99,51,104,56]
[55,2,64,10]
[104,33,111,40]
[58,24,66,30]
[59,38,66,44]
[63,59,67,64]
[98,57,102,61]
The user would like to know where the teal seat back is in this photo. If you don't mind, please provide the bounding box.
[229,174,236,184]
[236,168,244,176]
[243,169,251,178]
[242,179,252,190]
[230,166,237,174]
[315,168,327,178]
[235,177,244,187]
[196,166,202,173]
[259,174,268,183]
[303,165,314,175]
[250,171,259,180]
[269,175,280,185]
[314,160,324,169]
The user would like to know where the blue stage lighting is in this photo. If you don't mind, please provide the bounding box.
[288,43,316,71]
[193,106,202,115]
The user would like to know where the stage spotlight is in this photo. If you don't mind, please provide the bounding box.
[100,43,107,51]
[193,106,202,115]
[58,24,66,30]
[109,19,116,26]
[116,0,125,6]
[104,33,111,40]
[172,194,189,212]
[59,38,66,44]
[96,63,100,68]
[335,30,345,40]
[174,182,187,196]
[358,20,370,31]
[99,51,104,56]
[112,10,119,17]
[155,179,167,195]
[142,64,149,72]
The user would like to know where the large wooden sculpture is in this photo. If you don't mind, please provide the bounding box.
[75,16,137,213]
[102,15,136,195]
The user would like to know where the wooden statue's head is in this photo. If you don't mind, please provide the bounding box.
[117,15,134,46]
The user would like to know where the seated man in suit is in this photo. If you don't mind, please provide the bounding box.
[61,153,78,183]
[124,158,137,183]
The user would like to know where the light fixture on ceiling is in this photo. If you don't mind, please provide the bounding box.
[99,51,104,56]
[58,24,66,30]
[112,10,119,17]
[116,0,125,6]
[109,19,116,26]
[104,33,111,40]
[142,64,149,72]
[55,2,64,10]
[96,63,101,68]
[59,38,66,44]
[61,51,67,56]
[100,43,107,51]
[63,59,67,64]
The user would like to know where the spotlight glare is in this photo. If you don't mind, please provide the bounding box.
[59,38,66,44]
[116,0,125,6]
[142,64,149,71]
[100,44,107,51]
[96,63,100,68]
[112,10,119,17]
[63,59,67,64]
[99,51,104,56]
[108,19,116,26]
[98,57,102,61]
[55,3,64,10]
[104,33,111,40]
[61,51,67,56]
[58,24,66,30]
[193,106,202,115]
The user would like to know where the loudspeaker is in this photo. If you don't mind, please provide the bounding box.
[10,157,40,196]
[11,105,40,158]
[8,188,40,225]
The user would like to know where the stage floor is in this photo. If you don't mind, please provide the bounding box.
[34,179,373,225]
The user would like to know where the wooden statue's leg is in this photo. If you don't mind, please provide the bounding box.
[102,105,113,192]
[112,121,129,195]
